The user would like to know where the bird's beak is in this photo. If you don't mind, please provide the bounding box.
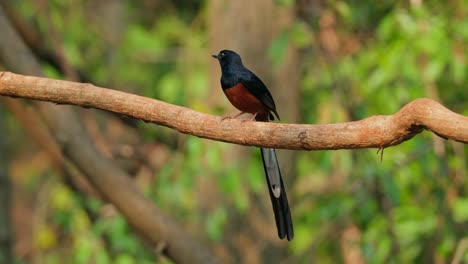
[212,54,218,59]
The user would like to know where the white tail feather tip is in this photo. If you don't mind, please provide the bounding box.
[272,185,281,198]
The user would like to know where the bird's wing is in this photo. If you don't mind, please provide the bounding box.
[239,69,277,114]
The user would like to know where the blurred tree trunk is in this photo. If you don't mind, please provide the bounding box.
[208,1,299,176]
[208,1,299,262]
[0,103,13,263]
[86,0,127,86]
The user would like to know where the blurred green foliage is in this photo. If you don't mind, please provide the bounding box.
[5,0,468,263]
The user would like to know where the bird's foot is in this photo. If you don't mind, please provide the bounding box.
[240,112,258,122]
[221,115,232,121]
[221,111,246,121]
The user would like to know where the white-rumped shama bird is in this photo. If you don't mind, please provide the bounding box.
[212,50,294,241]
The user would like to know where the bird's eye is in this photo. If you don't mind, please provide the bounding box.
[220,52,225,57]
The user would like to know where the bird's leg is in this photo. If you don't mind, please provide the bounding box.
[232,111,247,119]
[244,112,258,122]
[221,111,246,121]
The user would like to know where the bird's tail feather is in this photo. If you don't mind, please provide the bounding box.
[260,147,294,241]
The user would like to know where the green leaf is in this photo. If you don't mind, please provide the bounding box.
[274,0,293,7]
[424,61,444,82]
[206,207,227,240]
[453,198,468,222]
[268,31,289,67]
[291,21,314,48]
[158,73,182,103]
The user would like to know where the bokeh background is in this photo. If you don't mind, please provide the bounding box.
[1,0,468,263]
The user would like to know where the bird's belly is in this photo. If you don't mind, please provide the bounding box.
[223,83,267,114]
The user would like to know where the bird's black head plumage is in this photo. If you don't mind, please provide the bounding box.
[212,50,243,70]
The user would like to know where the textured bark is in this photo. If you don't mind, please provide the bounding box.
[1,72,467,149]
[0,7,219,264]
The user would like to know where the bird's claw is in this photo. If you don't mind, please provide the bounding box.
[221,115,233,121]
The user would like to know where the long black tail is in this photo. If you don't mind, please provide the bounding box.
[260,147,294,241]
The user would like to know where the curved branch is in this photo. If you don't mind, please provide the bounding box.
[1,71,467,149]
